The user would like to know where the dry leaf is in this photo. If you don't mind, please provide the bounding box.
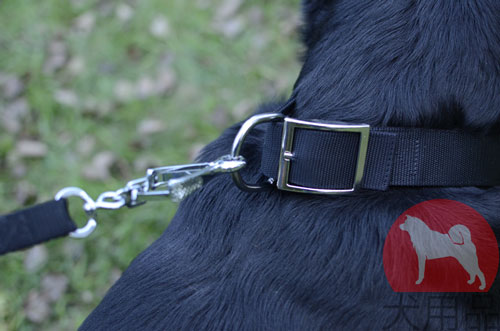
[74,12,96,33]
[24,245,48,273]
[41,274,69,302]
[116,4,134,22]
[15,181,37,205]
[136,76,156,99]
[43,40,68,74]
[213,16,245,39]
[0,73,24,99]
[150,16,170,38]
[66,56,85,76]
[82,151,116,180]
[215,0,244,20]
[114,80,135,102]
[54,89,79,108]
[63,240,84,260]
[137,118,165,136]
[15,140,48,158]
[1,98,29,134]
[81,290,94,304]
[76,135,96,157]
[24,291,50,324]
[155,68,176,94]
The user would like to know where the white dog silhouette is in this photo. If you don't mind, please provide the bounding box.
[399,215,485,290]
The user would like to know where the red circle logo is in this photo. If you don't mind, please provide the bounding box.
[383,199,499,292]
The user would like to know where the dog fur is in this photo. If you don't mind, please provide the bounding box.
[81,1,500,330]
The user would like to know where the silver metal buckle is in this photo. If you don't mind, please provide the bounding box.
[276,118,370,194]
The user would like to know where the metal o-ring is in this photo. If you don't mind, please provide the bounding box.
[55,187,98,238]
[230,113,284,191]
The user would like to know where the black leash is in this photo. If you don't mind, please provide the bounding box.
[0,199,76,255]
[2,96,500,255]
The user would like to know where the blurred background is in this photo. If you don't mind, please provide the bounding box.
[0,0,301,329]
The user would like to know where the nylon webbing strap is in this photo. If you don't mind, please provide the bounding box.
[0,199,76,255]
[261,122,500,191]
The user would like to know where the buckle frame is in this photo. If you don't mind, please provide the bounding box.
[276,118,370,194]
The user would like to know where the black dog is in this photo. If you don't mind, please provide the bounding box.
[81,1,500,329]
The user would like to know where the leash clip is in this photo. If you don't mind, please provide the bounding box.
[141,155,246,203]
[55,155,246,238]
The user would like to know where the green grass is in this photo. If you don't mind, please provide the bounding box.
[0,0,301,329]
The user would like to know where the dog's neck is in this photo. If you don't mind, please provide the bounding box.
[293,0,500,133]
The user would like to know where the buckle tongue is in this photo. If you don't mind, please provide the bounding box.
[276,118,370,194]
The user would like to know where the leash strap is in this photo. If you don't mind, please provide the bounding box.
[0,199,76,255]
[261,122,500,191]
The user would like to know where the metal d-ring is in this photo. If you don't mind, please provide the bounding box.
[55,187,98,239]
[230,113,284,191]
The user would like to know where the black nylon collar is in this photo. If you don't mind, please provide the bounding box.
[261,122,500,192]
[259,97,500,193]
